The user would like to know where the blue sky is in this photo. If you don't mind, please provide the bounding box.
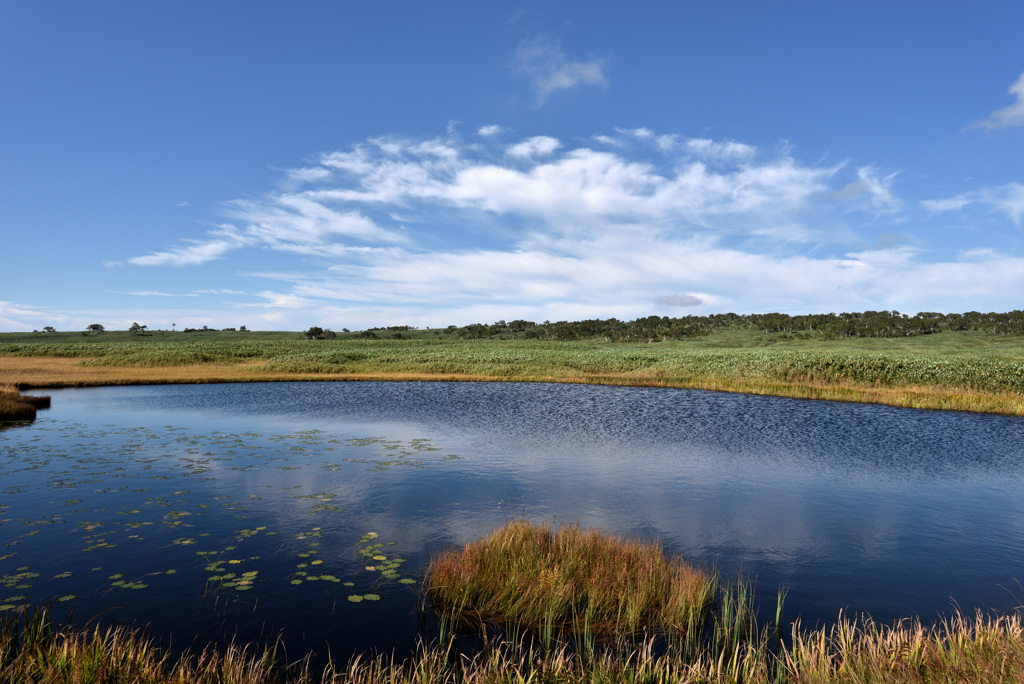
[3,2,1023,331]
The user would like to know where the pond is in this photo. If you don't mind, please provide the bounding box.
[2,381,1024,662]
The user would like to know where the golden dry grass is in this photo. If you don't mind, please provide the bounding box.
[6,604,1024,683]
[2,355,1021,416]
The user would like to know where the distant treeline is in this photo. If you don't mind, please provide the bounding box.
[448,310,1024,342]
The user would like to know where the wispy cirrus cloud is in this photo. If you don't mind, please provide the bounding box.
[833,166,902,216]
[685,138,757,162]
[512,37,610,106]
[127,235,242,267]
[923,182,1024,227]
[974,71,1024,129]
[0,301,52,329]
[126,193,408,268]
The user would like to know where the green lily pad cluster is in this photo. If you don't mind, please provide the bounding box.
[347,532,417,603]
[0,421,455,613]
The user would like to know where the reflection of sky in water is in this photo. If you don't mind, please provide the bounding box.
[5,382,1024,657]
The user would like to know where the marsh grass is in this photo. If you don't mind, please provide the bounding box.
[2,333,1023,416]
[0,390,49,422]
[6,603,1024,683]
[426,520,717,639]
[0,605,284,684]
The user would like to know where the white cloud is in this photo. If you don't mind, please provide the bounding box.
[512,37,610,106]
[478,125,506,137]
[128,190,409,268]
[310,137,834,229]
[227,195,407,246]
[974,71,1024,129]
[833,166,902,216]
[111,126,1024,330]
[276,235,1024,327]
[287,166,333,183]
[923,182,1024,227]
[592,134,622,147]
[247,291,315,310]
[617,128,680,151]
[686,138,757,163]
[958,248,1000,262]
[128,237,241,267]
[506,136,562,159]
[0,301,52,330]
[921,196,971,213]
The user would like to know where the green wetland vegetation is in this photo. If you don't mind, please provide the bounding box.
[2,309,1024,421]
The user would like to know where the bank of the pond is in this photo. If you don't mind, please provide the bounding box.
[1,352,1022,417]
[4,604,1024,683]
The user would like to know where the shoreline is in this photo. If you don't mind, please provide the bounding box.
[2,355,1022,417]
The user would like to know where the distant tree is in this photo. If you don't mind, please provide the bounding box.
[239,325,248,332]
[85,324,105,334]
[42,326,56,334]
[128,322,147,335]
[303,326,338,340]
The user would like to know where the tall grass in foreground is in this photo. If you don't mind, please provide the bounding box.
[426,520,717,640]
[6,604,1024,683]
[0,605,281,684]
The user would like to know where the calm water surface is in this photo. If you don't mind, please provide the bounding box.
[3,381,1024,659]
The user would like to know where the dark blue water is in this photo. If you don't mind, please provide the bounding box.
[2,381,1023,659]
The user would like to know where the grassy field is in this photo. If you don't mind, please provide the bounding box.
[1,326,1023,417]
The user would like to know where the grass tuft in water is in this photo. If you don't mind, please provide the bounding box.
[426,519,716,639]
[0,391,48,422]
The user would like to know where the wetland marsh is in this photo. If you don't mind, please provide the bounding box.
[3,380,1024,674]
